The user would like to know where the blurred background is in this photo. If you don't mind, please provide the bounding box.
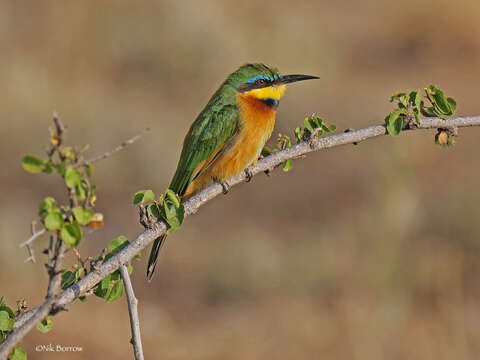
[1,0,480,359]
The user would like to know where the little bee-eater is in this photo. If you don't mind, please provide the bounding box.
[147,63,318,280]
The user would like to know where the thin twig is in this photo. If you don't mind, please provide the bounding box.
[119,264,145,360]
[19,225,46,249]
[3,115,480,359]
[80,128,150,166]
[23,223,38,263]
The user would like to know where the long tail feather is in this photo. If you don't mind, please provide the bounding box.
[146,234,167,281]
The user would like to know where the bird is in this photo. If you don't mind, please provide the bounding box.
[146,63,318,280]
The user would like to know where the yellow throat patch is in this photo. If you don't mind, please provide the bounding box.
[244,85,287,100]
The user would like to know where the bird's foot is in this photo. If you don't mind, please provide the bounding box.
[221,181,230,195]
[213,177,230,195]
[244,167,254,182]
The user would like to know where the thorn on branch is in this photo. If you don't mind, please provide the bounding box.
[49,305,68,316]
[344,128,359,145]
[20,222,46,249]
[90,248,107,272]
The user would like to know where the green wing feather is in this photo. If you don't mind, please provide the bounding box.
[169,92,239,196]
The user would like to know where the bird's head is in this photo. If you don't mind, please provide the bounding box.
[226,63,318,109]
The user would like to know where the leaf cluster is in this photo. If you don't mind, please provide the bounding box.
[0,297,15,342]
[385,85,457,136]
[22,122,100,248]
[262,115,336,171]
[93,236,135,302]
[0,297,26,359]
[134,189,185,235]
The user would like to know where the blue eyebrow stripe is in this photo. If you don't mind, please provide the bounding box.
[247,73,283,83]
[247,75,270,83]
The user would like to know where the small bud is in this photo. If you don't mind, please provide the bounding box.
[50,136,61,146]
[88,213,104,229]
[89,194,97,207]
[436,131,448,146]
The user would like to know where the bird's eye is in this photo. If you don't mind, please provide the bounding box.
[255,78,265,86]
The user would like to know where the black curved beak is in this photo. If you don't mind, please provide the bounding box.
[276,74,319,85]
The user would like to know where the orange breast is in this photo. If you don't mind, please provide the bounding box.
[209,93,276,180]
[182,94,277,200]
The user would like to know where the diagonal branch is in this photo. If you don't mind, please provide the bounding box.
[119,264,144,360]
[3,115,480,359]
[0,236,66,359]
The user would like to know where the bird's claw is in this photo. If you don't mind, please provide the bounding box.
[244,167,253,182]
[221,181,230,195]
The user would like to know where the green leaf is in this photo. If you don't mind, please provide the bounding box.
[328,124,337,132]
[65,168,82,188]
[22,155,45,173]
[165,189,181,208]
[94,272,124,302]
[0,311,14,331]
[282,159,293,172]
[304,118,314,132]
[72,206,93,226]
[413,108,420,125]
[44,211,64,230]
[261,146,273,157]
[0,306,15,319]
[108,236,129,254]
[447,97,457,114]
[385,109,406,136]
[311,117,322,128]
[39,197,57,217]
[63,147,75,163]
[60,222,82,247]
[61,267,83,289]
[75,183,87,201]
[147,203,161,219]
[36,316,53,333]
[0,298,15,319]
[106,278,124,302]
[430,87,450,114]
[409,89,421,110]
[43,161,55,174]
[61,271,76,289]
[133,190,155,205]
[86,164,94,178]
[163,205,184,234]
[9,347,27,360]
[390,92,406,102]
[57,162,66,176]
[294,127,304,143]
